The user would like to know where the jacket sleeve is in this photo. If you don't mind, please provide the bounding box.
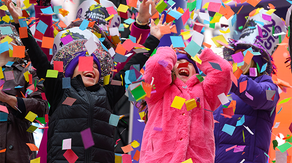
[14,23,63,114]
[230,74,279,111]
[105,35,160,107]
[197,48,232,111]
[143,47,176,105]
[114,23,150,74]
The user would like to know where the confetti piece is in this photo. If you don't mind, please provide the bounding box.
[80,128,94,149]
[226,145,237,151]
[62,138,72,150]
[121,144,134,153]
[171,96,186,110]
[243,125,254,135]
[278,97,291,105]
[25,111,37,122]
[63,149,78,163]
[26,143,39,151]
[222,124,236,136]
[62,97,77,106]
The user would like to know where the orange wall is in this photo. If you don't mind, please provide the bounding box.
[268,36,292,162]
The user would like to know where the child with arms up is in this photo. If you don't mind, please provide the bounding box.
[140,45,232,162]
[5,0,171,162]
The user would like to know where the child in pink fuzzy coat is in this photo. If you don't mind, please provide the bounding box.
[140,47,232,163]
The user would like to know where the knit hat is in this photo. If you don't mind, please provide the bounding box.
[64,51,101,78]
[177,53,199,73]
[52,27,113,85]
[223,9,286,75]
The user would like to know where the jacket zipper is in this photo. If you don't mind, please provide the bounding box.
[85,90,93,162]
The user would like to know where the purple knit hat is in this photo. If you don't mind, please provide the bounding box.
[177,53,199,73]
[65,51,101,79]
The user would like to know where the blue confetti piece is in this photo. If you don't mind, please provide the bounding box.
[196,0,202,10]
[109,114,120,126]
[277,107,283,114]
[53,6,62,14]
[260,63,268,73]
[124,18,135,24]
[0,26,13,35]
[129,35,136,43]
[40,6,54,15]
[36,20,48,34]
[0,112,8,122]
[170,36,185,48]
[79,19,89,31]
[222,124,236,136]
[15,85,23,88]
[231,14,237,27]
[19,19,28,28]
[237,61,245,67]
[0,42,9,54]
[209,62,222,71]
[6,61,14,67]
[184,40,201,57]
[26,89,33,95]
[236,115,245,126]
[62,77,71,89]
[168,10,182,19]
[255,20,265,26]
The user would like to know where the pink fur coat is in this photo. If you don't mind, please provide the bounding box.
[140,47,232,163]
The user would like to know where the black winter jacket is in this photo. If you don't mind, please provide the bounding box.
[16,23,159,163]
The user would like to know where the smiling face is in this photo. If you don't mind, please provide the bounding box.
[174,59,197,83]
[72,63,100,87]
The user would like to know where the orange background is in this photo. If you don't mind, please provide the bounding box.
[268,36,292,162]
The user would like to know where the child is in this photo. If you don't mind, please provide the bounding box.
[213,9,282,163]
[140,46,232,162]
[0,24,48,162]
[6,0,170,162]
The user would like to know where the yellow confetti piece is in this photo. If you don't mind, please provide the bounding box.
[139,111,145,120]
[180,31,192,40]
[177,7,184,14]
[0,67,4,79]
[23,0,32,9]
[219,28,231,34]
[117,4,129,13]
[190,11,195,20]
[277,97,291,105]
[131,140,140,148]
[103,74,110,85]
[182,158,193,163]
[9,49,13,57]
[0,5,8,11]
[0,36,13,43]
[93,32,101,38]
[53,28,59,37]
[185,99,197,111]
[192,55,202,64]
[210,16,221,23]
[242,130,245,143]
[211,35,228,47]
[25,111,37,122]
[171,96,186,110]
[2,15,10,23]
[23,71,30,83]
[123,23,130,28]
[30,157,40,163]
[202,2,209,9]
[266,9,276,15]
[232,63,238,73]
[105,14,114,21]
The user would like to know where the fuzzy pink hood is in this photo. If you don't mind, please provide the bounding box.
[140,47,232,163]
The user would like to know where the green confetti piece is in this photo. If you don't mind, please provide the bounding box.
[209,23,215,29]
[151,48,157,57]
[270,107,275,117]
[277,142,292,153]
[279,35,282,44]
[286,135,292,143]
[272,140,278,150]
[288,26,290,37]
[187,1,196,11]
[222,105,228,108]
[264,152,269,158]
[36,117,46,124]
[278,97,291,105]
[238,26,243,30]
[272,26,275,35]
[196,74,204,82]
[256,62,260,73]
[242,130,245,143]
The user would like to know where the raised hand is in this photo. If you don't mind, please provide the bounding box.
[4,0,22,23]
[137,0,159,24]
[150,14,173,40]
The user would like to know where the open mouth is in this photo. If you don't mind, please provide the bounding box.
[178,69,189,77]
[84,72,95,78]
